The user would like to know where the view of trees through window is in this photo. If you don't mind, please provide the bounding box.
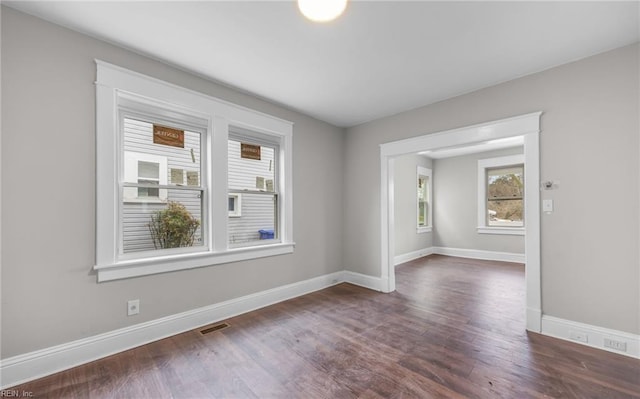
[487,165,524,227]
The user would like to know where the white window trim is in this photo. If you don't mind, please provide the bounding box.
[95,60,294,282]
[416,166,433,233]
[477,154,525,236]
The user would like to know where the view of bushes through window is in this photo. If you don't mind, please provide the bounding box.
[487,165,524,227]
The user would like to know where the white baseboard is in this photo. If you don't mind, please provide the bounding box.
[0,271,345,389]
[394,246,525,265]
[343,271,384,292]
[394,247,434,266]
[541,315,640,359]
[433,246,525,263]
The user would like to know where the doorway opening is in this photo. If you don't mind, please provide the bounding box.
[380,112,542,332]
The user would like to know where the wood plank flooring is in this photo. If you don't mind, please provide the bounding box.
[8,255,640,398]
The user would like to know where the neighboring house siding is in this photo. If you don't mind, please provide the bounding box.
[228,140,276,244]
[122,118,202,253]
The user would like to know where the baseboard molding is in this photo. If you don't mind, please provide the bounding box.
[394,247,434,266]
[433,246,525,263]
[0,271,345,389]
[394,247,525,265]
[541,315,640,359]
[343,271,384,292]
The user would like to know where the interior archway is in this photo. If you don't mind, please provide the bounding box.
[380,112,542,332]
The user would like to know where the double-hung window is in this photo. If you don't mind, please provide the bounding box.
[228,132,279,246]
[95,61,294,282]
[417,166,433,233]
[477,154,525,235]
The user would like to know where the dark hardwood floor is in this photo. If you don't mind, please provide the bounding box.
[8,255,640,398]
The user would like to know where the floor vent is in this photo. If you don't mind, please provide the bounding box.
[199,322,230,335]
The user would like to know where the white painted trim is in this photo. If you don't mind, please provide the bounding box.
[380,154,395,293]
[432,247,525,263]
[95,61,295,282]
[380,112,542,331]
[0,271,344,389]
[343,271,384,292]
[541,315,640,359]
[95,243,296,282]
[477,226,525,235]
[394,247,435,266]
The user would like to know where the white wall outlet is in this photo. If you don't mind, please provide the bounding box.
[569,331,588,343]
[604,338,627,352]
[127,299,140,316]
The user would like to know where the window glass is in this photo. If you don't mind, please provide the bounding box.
[486,165,524,227]
[228,138,277,246]
[122,117,204,254]
[417,175,429,227]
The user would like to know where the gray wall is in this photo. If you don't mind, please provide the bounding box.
[1,8,345,358]
[344,44,639,335]
[433,147,524,253]
[393,154,433,256]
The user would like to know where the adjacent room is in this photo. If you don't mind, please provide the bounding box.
[1,1,639,397]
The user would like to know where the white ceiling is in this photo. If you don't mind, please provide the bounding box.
[6,1,639,128]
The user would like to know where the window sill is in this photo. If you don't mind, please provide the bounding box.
[417,226,432,234]
[94,242,295,282]
[477,226,525,236]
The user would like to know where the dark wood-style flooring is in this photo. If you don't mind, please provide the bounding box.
[8,255,640,398]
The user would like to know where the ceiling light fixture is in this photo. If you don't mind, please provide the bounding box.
[298,0,348,23]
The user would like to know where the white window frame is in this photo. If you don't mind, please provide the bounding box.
[123,151,168,203]
[95,60,294,282]
[477,154,525,235]
[228,194,242,217]
[416,166,433,233]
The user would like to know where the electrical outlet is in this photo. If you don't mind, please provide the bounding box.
[569,331,588,343]
[127,299,140,316]
[604,338,627,352]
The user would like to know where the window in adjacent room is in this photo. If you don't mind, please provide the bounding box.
[487,165,524,227]
[477,154,525,235]
[417,166,433,233]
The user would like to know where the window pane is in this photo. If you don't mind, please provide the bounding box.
[228,139,275,191]
[487,199,523,227]
[122,117,204,253]
[487,166,523,199]
[228,137,278,246]
[122,190,203,253]
[417,175,428,226]
[486,165,523,227]
[228,193,277,246]
[123,118,202,190]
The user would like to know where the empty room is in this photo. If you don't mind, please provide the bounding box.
[1,1,639,398]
